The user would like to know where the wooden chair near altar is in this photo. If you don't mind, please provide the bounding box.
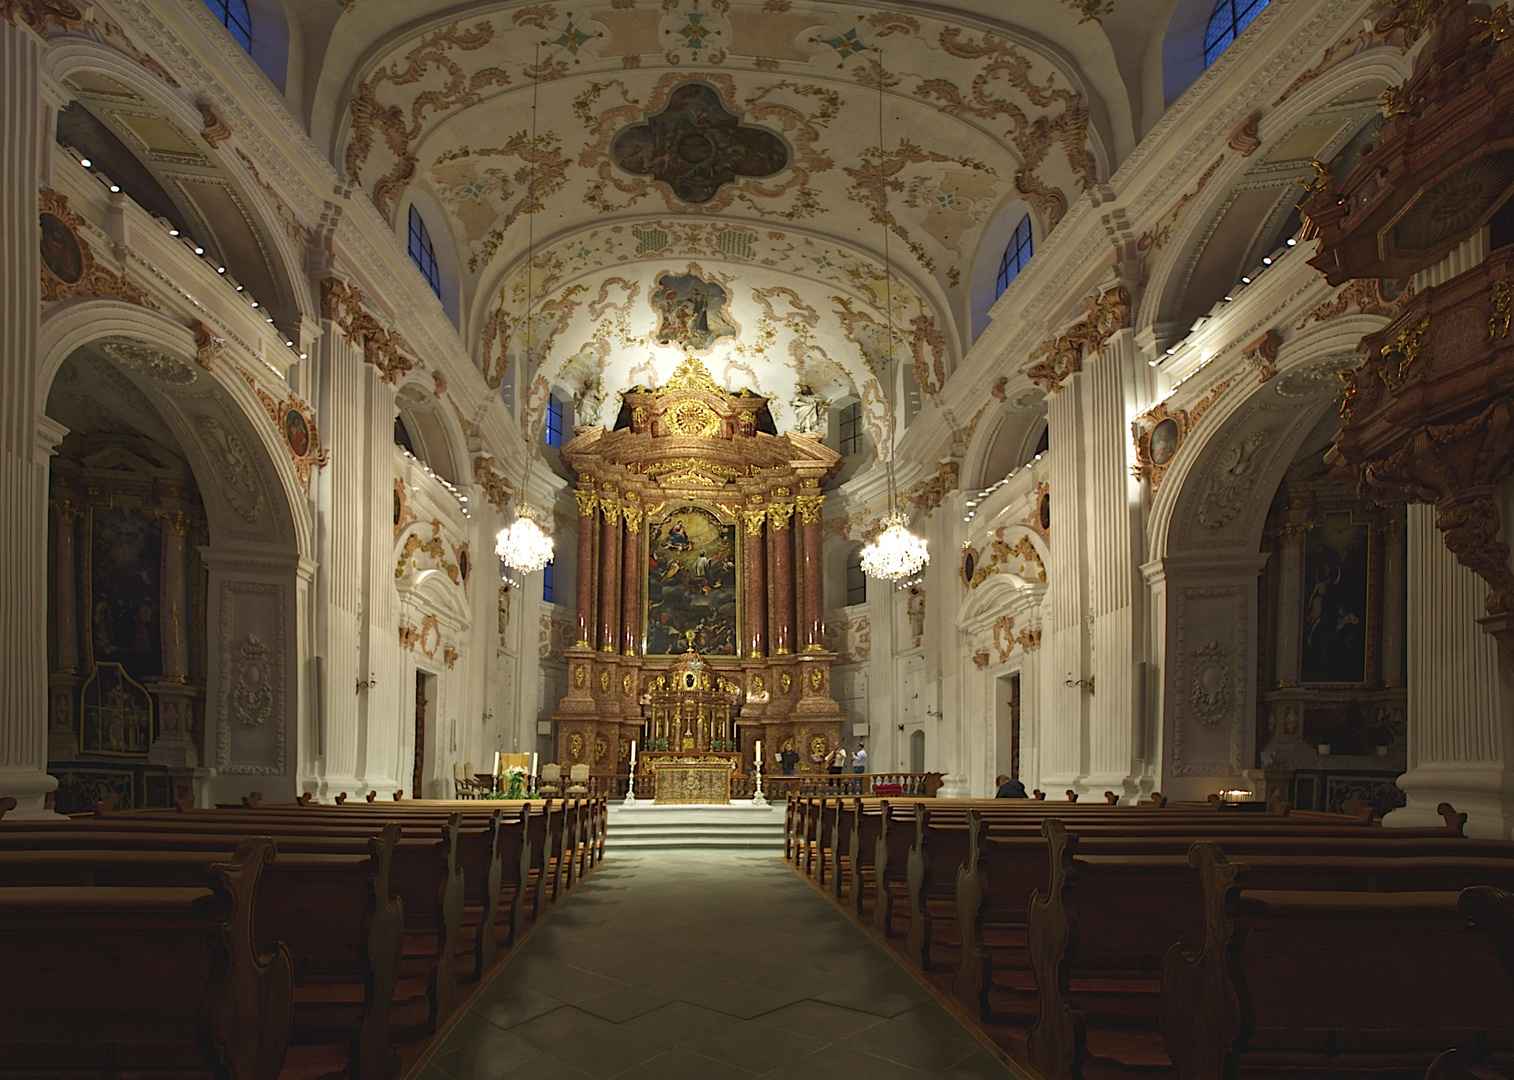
[566,764,591,795]
[539,763,564,796]
[453,761,490,799]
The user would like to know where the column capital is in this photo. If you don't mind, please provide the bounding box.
[622,504,643,531]
[768,503,795,530]
[154,508,192,536]
[573,487,599,517]
[743,508,767,536]
[795,494,825,524]
[52,499,82,525]
[601,497,622,525]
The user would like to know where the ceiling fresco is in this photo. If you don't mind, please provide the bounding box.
[330,1,1116,430]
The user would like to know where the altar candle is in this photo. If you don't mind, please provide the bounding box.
[755,740,761,764]
[493,751,501,776]
[530,751,538,778]
[630,741,637,768]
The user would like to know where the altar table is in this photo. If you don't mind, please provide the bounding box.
[647,755,737,804]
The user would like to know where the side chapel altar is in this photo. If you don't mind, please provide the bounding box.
[551,357,846,803]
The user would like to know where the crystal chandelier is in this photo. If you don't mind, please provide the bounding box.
[859,509,928,582]
[496,503,554,573]
[494,53,555,578]
[860,50,929,583]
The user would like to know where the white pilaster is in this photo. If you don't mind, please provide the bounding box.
[1388,504,1514,838]
[0,21,60,817]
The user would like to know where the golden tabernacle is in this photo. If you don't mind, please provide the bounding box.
[638,644,741,803]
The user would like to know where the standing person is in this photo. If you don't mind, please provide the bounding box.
[826,744,848,775]
[778,744,800,776]
[850,741,867,774]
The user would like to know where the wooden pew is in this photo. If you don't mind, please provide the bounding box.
[1161,843,1514,1080]
[951,807,1481,1024]
[0,826,405,1080]
[0,836,292,1080]
[1024,820,1514,1080]
[0,813,468,1034]
[172,803,528,969]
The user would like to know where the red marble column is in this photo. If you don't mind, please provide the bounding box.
[744,507,767,658]
[620,501,641,656]
[798,494,825,650]
[598,494,622,652]
[769,501,796,655]
[573,487,597,648]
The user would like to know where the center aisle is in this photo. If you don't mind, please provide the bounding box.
[417,849,1024,1080]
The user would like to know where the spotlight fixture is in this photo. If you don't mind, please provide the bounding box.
[78,158,91,168]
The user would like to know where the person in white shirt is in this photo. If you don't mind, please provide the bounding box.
[826,745,848,775]
[850,742,867,774]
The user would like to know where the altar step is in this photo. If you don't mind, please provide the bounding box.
[604,801,786,851]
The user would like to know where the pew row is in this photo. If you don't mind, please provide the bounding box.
[0,837,292,1080]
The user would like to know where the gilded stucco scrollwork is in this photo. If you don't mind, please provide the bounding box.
[1024,287,1131,394]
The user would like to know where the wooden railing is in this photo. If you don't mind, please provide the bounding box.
[583,771,945,800]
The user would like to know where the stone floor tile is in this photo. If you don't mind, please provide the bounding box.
[840,1011,981,1072]
[620,1000,742,1044]
[684,1018,824,1072]
[430,1030,544,1080]
[467,985,562,1030]
[692,979,809,1019]
[759,1043,934,1080]
[574,984,674,1023]
[609,1047,760,1080]
[750,999,884,1042]
[812,973,935,1017]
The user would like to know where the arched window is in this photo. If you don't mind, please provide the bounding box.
[845,548,867,606]
[995,215,1033,299]
[1204,0,1269,67]
[544,395,564,449]
[203,0,252,52]
[839,400,863,457]
[542,560,555,604]
[407,205,441,297]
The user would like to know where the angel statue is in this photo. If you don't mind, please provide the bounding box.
[790,385,828,435]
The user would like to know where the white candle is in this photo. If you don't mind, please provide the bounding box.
[530,751,538,778]
[493,751,502,776]
[755,740,762,764]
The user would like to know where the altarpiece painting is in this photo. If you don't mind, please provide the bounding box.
[645,504,738,656]
[1300,514,1370,684]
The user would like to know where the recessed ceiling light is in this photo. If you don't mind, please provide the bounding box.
[78,158,91,168]
[1286,237,1297,246]
[1262,256,1272,265]
[108,185,120,193]
[217,266,226,274]
[193,246,204,255]
[1241,276,1250,283]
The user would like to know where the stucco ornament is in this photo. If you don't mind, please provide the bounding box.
[230,635,274,728]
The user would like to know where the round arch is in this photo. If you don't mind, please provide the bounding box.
[1134,49,1414,344]
[42,42,317,329]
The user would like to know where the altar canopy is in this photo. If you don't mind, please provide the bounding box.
[551,358,846,787]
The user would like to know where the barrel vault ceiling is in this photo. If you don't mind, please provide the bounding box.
[294,0,1149,446]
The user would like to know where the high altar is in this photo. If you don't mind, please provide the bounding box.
[551,357,845,799]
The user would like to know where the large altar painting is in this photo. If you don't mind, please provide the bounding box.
[646,505,738,656]
[1300,514,1369,684]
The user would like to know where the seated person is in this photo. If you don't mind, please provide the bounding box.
[995,773,1028,798]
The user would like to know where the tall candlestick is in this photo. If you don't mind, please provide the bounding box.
[756,740,762,764]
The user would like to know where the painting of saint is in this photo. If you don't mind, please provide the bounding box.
[284,408,311,458]
[89,506,162,686]
[1300,515,1369,684]
[1149,418,1180,466]
[645,505,738,656]
[650,272,737,352]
